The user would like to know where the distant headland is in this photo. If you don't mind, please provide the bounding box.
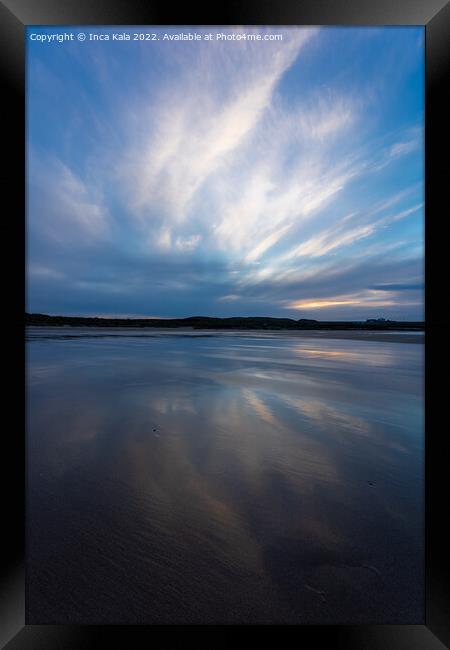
[25,313,425,331]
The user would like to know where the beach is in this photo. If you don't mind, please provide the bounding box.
[26,327,424,624]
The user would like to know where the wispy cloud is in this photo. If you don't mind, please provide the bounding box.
[27,26,424,319]
[28,153,110,245]
[120,29,317,224]
[389,139,419,158]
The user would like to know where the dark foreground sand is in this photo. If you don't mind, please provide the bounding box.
[27,327,424,624]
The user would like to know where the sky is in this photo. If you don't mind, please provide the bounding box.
[27,26,424,320]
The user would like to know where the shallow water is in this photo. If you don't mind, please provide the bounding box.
[26,327,424,624]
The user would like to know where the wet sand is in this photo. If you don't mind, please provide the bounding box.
[27,327,424,624]
[26,325,424,344]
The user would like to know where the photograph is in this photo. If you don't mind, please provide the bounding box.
[25,24,425,625]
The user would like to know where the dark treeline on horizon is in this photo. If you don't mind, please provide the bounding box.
[25,313,425,331]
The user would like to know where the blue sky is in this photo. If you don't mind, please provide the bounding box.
[27,26,424,320]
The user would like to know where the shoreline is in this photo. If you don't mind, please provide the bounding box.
[26,325,424,344]
[25,314,425,332]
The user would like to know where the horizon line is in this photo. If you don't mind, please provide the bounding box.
[25,312,425,324]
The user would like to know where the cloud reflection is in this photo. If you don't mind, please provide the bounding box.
[27,331,424,623]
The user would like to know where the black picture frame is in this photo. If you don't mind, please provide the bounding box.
[2,0,448,647]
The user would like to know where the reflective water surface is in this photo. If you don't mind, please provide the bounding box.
[27,327,424,624]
